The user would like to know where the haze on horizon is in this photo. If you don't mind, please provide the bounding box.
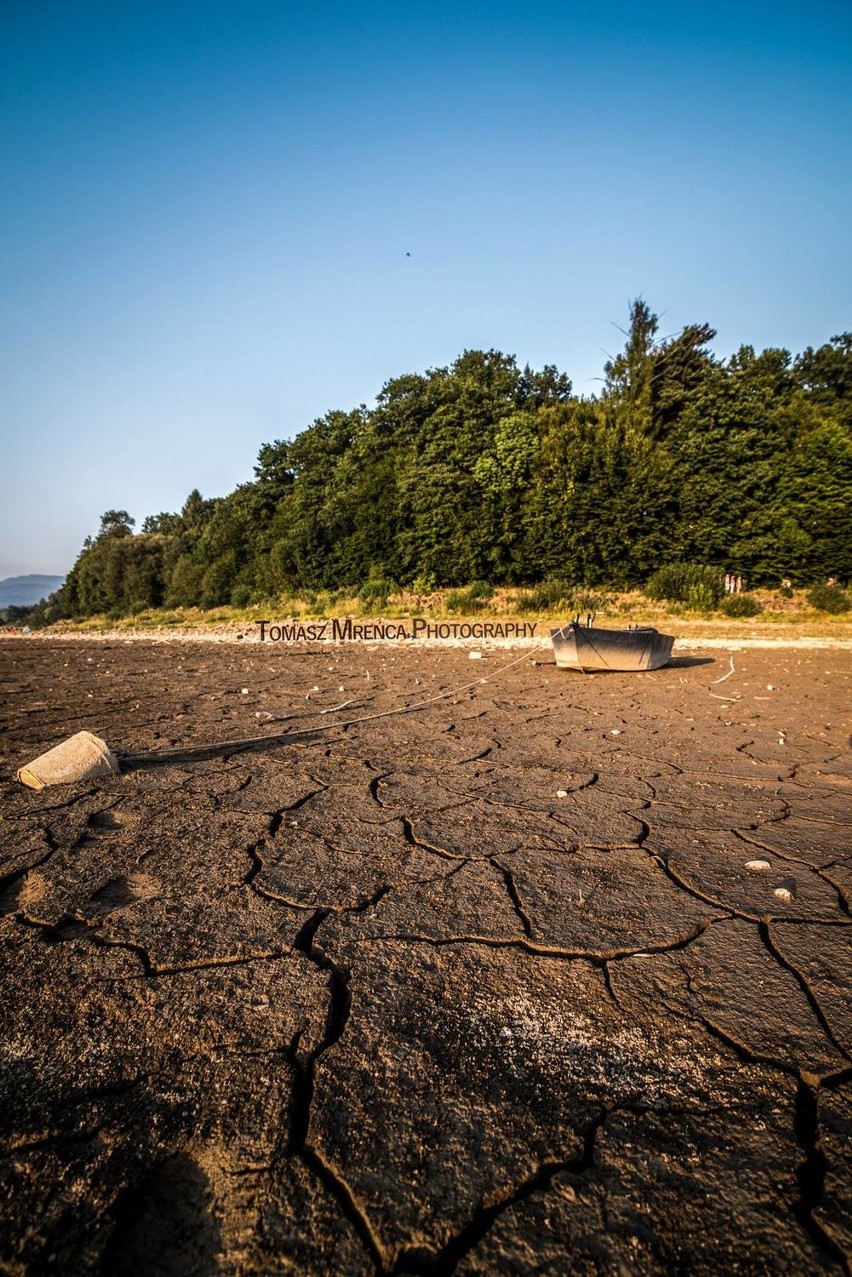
[1,0,850,579]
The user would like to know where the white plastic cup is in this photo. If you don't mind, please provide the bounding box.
[17,731,120,790]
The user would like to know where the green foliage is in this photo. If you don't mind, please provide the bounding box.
[54,311,852,621]
[514,579,573,613]
[230,583,253,607]
[166,556,204,608]
[99,509,135,537]
[446,580,493,612]
[444,590,469,613]
[807,583,851,614]
[646,563,725,606]
[13,589,69,629]
[571,590,611,616]
[721,593,762,617]
[684,583,718,613]
[358,577,396,608]
[200,551,238,609]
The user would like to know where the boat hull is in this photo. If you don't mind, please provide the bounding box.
[550,623,674,672]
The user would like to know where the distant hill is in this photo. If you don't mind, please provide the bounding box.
[0,575,65,607]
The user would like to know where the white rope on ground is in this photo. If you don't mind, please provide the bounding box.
[709,654,740,699]
[120,649,536,765]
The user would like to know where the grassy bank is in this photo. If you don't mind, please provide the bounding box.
[20,586,852,642]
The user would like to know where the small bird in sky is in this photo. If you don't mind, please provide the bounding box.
[405,251,411,257]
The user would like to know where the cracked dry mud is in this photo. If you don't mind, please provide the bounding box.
[0,638,850,1276]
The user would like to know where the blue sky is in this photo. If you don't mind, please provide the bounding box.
[1,0,850,578]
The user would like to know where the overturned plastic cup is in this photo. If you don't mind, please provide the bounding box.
[17,731,121,790]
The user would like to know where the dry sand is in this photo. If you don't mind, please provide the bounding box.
[0,635,850,1275]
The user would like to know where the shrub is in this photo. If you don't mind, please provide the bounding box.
[359,578,394,601]
[200,552,237,610]
[358,577,396,609]
[571,590,611,617]
[165,556,204,608]
[445,589,469,613]
[684,582,718,613]
[230,583,253,607]
[646,563,725,607]
[721,593,762,618]
[446,581,492,613]
[807,583,851,614]
[515,579,573,613]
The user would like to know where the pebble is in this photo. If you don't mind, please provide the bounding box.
[744,859,772,872]
[555,789,569,798]
[774,885,795,901]
[469,651,482,660]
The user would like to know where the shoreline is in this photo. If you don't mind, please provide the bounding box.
[4,624,852,651]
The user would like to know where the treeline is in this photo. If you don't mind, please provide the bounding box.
[56,301,852,619]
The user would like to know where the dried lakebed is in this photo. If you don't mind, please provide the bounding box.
[0,637,850,1275]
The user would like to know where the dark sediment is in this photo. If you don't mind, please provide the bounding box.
[0,637,850,1275]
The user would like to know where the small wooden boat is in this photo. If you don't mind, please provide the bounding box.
[550,621,674,672]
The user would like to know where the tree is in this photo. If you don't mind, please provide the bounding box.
[794,334,852,425]
[98,509,135,537]
[602,298,659,430]
[53,318,852,616]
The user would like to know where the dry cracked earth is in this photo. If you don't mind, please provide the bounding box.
[0,636,850,1276]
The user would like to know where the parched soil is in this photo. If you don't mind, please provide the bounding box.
[0,637,850,1276]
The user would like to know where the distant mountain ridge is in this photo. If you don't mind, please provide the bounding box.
[0,575,65,607]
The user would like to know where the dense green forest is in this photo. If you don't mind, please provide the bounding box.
[55,302,852,619]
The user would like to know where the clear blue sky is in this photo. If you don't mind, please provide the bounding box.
[2,0,850,579]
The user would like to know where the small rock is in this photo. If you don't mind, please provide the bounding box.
[774,880,796,901]
[241,687,249,695]
[610,729,621,736]
[744,860,772,872]
[555,789,569,799]
[469,651,482,660]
